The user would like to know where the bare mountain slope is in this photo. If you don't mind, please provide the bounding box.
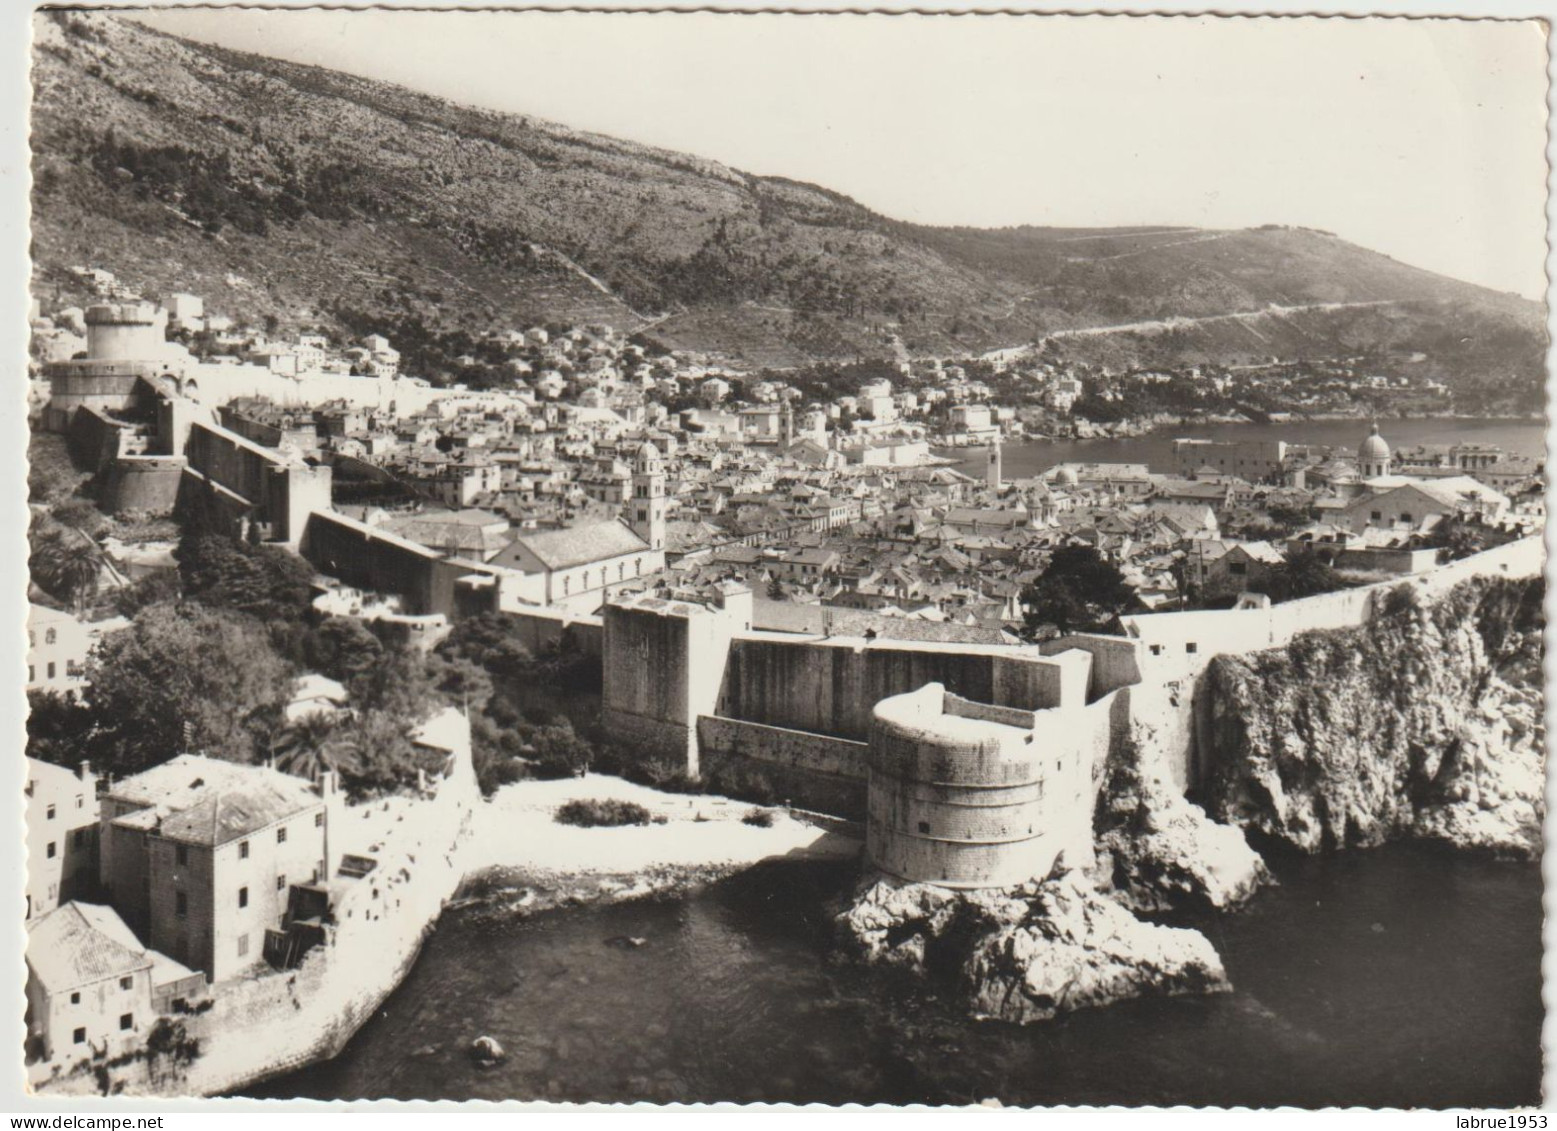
[28,11,1546,406]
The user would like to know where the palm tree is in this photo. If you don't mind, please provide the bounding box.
[270,711,343,782]
[30,530,104,615]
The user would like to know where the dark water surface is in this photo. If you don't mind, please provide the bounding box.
[248,845,1543,1108]
[979,417,1547,480]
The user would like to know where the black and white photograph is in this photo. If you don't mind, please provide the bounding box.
[7,0,1551,1113]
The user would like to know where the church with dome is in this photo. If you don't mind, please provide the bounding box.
[1357,422,1393,479]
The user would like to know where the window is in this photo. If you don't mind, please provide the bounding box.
[277,875,287,891]
[1400,512,1413,524]
[1186,643,1199,654]
[119,1014,132,1032]
[176,844,188,866]
[45,629,56,646]
[28,630,35,647]
[46,842,55,859]
[1229,562,1247,576]
[1370,510,1382,521]
[237,934,249,958]
[314,812,324,828]
[119,976,132,991]
[72,1028,85,1045]
[46,662,55,680]
[277,826,287,844]
[175,891,187,918]
[70,992,80,1006]
[46,804,55,821]
[75,795,83,810]
[238,887,248,909]
[27,666,33,684]
[562,576,570,596]
[1149,644,1163,656]
[239,840,249,860]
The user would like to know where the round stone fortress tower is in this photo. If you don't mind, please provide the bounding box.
[866,682,1094,889]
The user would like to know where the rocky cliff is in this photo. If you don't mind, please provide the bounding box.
[836,870,1229,1026]
[1202,575,1545,859]
[1093,730,1271,914]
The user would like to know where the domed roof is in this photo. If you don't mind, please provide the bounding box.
[1055,466,1079,486]
[637,440,662,461]
[1359,423,1391,462]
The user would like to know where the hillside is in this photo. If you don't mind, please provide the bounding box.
[28,11,1548,406]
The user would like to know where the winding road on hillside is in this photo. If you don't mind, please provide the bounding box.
[980,299,1404,361]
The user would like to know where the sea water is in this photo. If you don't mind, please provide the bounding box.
[247,844,1542,1108]
[981,417,1547,480]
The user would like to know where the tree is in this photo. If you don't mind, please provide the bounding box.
[25,688,94,769]
[1419,515,1505,564]
[270,711,343,782]
[435,613,534,678]
[50,498,110,539]
[81,604,293,774]
[526,719,594,779]
[30,529,104,615]
[175,535,315,621]
[113,568,182,618]
[1168,555,1198,609]
[325,711,422,800]
[1264,547,1351,604]
[303,616,385,685]
[1020,546,1141,637]
[766,575,786,601]
[347,646,438,726]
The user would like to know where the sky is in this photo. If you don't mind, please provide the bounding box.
[128,7,1552,300]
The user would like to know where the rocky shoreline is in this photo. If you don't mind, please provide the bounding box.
[836,869,1230,1026]
[452,859,755,922]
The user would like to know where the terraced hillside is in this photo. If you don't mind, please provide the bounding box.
[28,11,1547,407]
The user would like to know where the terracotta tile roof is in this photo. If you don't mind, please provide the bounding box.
[27,903,151,992]
[107,754,321,848]
[501,520,650,570]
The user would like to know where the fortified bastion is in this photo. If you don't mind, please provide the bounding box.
[867,678,1101,888]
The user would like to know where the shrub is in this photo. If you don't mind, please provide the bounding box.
[554,798,653,828]
[1380,582,1421,619]
[741,809,774,828]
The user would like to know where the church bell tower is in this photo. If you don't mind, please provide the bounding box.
[630,441,667,551]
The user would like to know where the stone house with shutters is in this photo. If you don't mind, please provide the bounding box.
[98,756,339,984]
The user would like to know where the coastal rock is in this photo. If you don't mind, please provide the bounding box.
[469,1035,506,1066]
[1204,575,1544,859]
[836,870,1230,1025]
[1093,700,1269,914]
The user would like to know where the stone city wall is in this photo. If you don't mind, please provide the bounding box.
[102,456,186,515]
[184,421,331,544]
[717,635,1084,743]
[1124,535,1543,685]
[300,511,495,619]
[1120,535,1545,795]
[696,715,869,817]
[65,405,132,472]
[493,606,604,660]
